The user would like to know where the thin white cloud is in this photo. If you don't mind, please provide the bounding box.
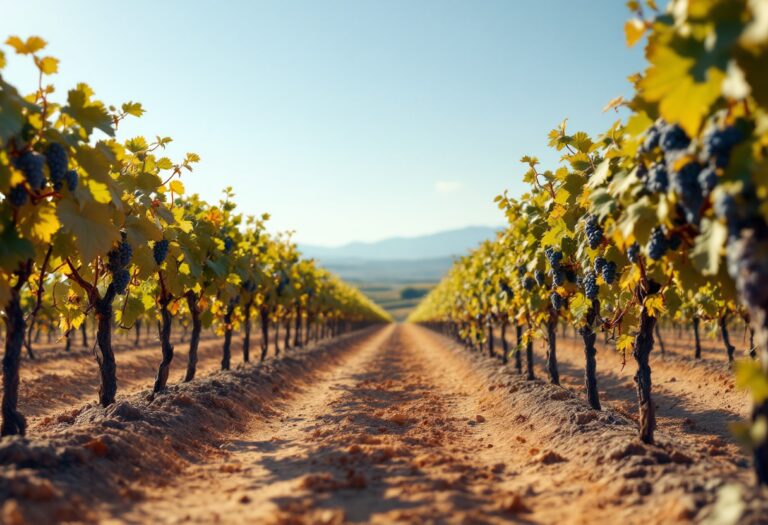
[435,180,462,193]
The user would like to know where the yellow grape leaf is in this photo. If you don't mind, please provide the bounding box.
[735,360,768,403]
[17,201,60,243]
[616,334,635,353]
[86,178,112,204]
[640,45,725,137]
[541,218,568,247]
[57,199,120,263]
[624,19,646,47]
[226,273,242,286]
[179,262,191,275]
[643,295,665,318]
[6,36,47,55]
[37,56,59,75]
[0,50,6,69]
[169,179,185,195]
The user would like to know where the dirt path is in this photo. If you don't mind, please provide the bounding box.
[7,324,761,524]
[105,325,539,523]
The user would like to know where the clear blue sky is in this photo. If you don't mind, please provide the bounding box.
[3,1,644,246]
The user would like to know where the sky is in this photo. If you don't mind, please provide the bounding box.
[2,1,646,246]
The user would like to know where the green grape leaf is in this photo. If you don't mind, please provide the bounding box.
[57,199,120,263]
[690,218,727,276]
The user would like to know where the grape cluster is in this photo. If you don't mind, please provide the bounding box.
[550,292,564,310]
[697,165,717,195]
[522,277,535,291]
[500,280,513,297]
[106,237,133,295]
[671,161,704,224]
[107,239,133,273]
[639,121,663,153]
[584,215,603,249]
[112,269,131,295]
[660,123,690,152]
[647,226,668,260]
[703,126,743,169]
[594,256,606,274]
[627,242,640,263]
[534,269,546,287]
[64,170,78,191]
[517,265,527,277]
[602,261,617,284]
[551,267,565,286]
[14,151,46,190]
[582,271,598,300]
[153,239,170,265]
[45,143,69,190]
[545,247,563,269]
[8,185,28,207]
[646,162,669,193]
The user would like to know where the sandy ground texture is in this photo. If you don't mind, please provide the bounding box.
[0,324,767,524]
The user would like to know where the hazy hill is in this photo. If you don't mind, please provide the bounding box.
[300,226,498,262]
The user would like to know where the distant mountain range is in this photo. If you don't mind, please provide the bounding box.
[300,226,498,262]
[300,226,499,283]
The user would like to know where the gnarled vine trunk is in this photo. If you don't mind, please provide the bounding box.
[294,305,302,348]
[184,292,201,382]
[525,323,535,380]
[487,322,495,358]
[95,284,118,407]
[260,306,270,361]
[2,273,28,436]
[720,314,735,363]
[221,301,235,371]
[242,299,254,363]
[545,307,559,385]
[500,319,509,365]
[284,319,291,351]
[633,306,656,444]
[152,296,174,393]
[579,299,601,411]
[693,316,702,359]
[515,323,523,374]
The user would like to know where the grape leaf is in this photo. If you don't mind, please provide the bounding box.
[57,199,120,263]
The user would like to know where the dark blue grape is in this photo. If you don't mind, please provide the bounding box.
[14,151,46,190]
[534,270,546,287]
[584,215,603,249]
[8,185,28,206]
[704,126,743,169]
[697,165,718,195]
[646,162,668,193]
[583,271,599,300]
[594,256,606,274]
[565,268,577,283]
[45,143,68,188]
[153,239,170,265]
[627,242,640,263]
[640,121,663,153]
[667,233,682,251]
[647,227,667,260]
[500,281,513,297]
[551,268,564,286]
[550,292,564,310]
[602,261,617,284]
[660,123,690,152]
[517,265,527,278]
[671,162,704,224]
[64,169,78,191]
[223,236,235,253]
[112,269,130,295]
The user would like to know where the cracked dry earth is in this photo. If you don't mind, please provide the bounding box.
[112,324,545,524]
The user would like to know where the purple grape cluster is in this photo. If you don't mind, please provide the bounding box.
[584,215,603,249]
[583,271,598,300]
[627,242,640,264]
[14,151,46,190]
[647,227,668,261]
[45,143,69,190]
[153,239,170,265]
[602,261,617,284]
